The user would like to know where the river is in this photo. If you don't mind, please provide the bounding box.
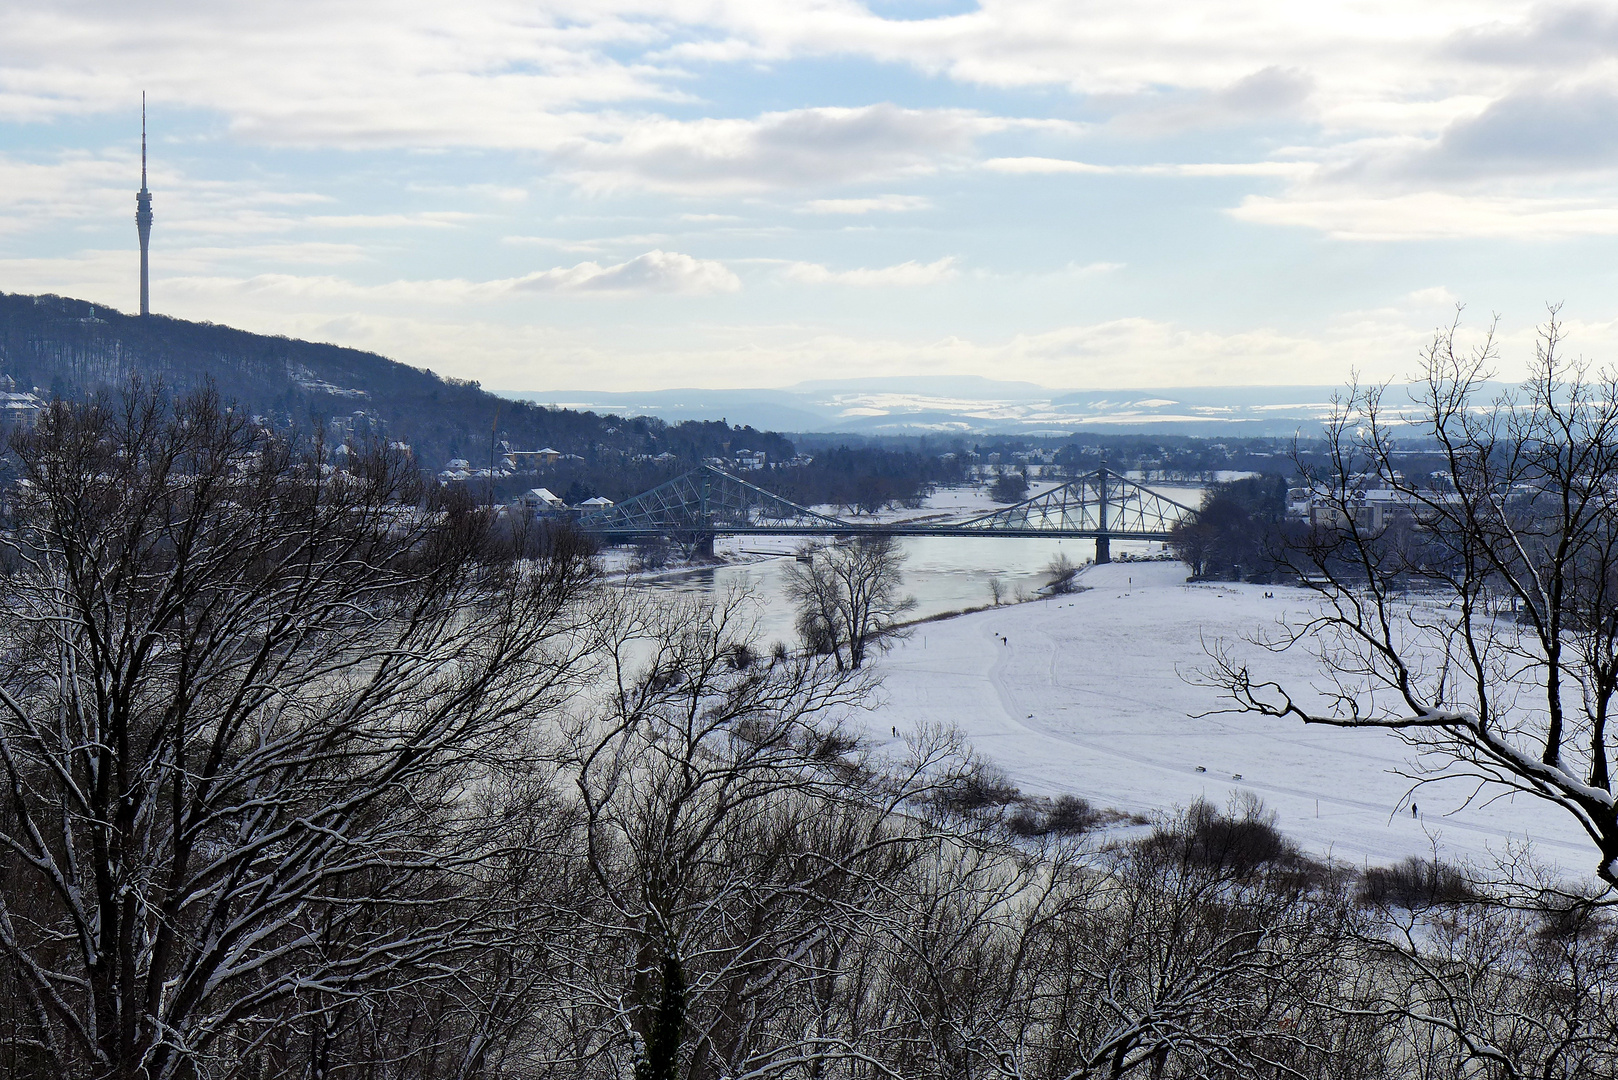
[632,482,1205,646]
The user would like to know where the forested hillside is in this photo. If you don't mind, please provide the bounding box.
[0,292,790,470]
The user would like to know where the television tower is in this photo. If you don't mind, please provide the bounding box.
[135,94,153,316]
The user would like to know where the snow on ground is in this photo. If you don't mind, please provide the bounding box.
[862,561,1593,876]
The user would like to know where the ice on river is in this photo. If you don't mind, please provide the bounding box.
[863,560,1593,876]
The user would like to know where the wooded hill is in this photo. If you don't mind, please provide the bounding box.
[0,292,791,470]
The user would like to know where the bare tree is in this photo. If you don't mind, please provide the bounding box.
[866,796,1362,1080]
[784,537,916,670]
[1044,553,1080,595]
[0,388,599,1080]
[1210,310,1618,888]
[1037,798,1353,1079]
[550,589,957,1080]
[1333,855,1618,1080]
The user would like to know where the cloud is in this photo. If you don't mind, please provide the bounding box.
[0,4,685,141]
[10,243,1581,395]
[1448,4,1618,68]
[151,250,740,306]
[1406,286,1459,306]
[1117,66,1316,134]
[801,194,932,214]
[509,250,740,294]
[781,256,958,286]
[306,212,481,230]
[0,1,1572,157]
[553,105,997,194]
[1315,82,1618,189]
[1425,84,1618,178]
[984,157,1112,176]
[983,157,1312,178]
[1231,191,1618,240]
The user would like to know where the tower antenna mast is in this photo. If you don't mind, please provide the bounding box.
[135,92,153,316]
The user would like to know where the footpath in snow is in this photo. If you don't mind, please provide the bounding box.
[864,561,1592,875]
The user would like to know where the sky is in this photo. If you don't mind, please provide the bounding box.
[4,1,1618,393]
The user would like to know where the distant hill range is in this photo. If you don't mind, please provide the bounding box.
[508,376,1382,437]
[0,293,788,470]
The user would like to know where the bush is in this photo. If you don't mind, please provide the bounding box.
[1046,794,1098,835]
[1151,794,1301,875]
[1186,797,1289,871]
[632,537,672,572]
[1006,808,1043,836]
[1001,794,1099,838]
[1358,856,1476,909]
[937,757,1021,812]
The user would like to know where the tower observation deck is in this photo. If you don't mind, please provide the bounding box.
[135,95,152,316]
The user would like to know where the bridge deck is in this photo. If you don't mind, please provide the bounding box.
[586,525,1176,540]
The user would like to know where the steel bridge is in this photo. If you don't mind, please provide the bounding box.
[576,465,1195,563]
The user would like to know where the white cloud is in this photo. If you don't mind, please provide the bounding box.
[1115,66,1316,134]
[983,157,1313,178]
[553,105,999,194]
[138,250,740,307]
[16,0,1618,392]
[1405,285,1459,306]
[801,194,932,214]
[1232,191,1618,240]
[983,157,1112,176]
[781,256,958,286]
[1062,261,1125,275]
[510,249,740,294]
[0,2,1567,164]
[305,212,480,230]
[10,241,1585,394]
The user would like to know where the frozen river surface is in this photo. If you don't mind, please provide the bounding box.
[636,480,1190,645]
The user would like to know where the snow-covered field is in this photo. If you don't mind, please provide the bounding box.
[862,560,1593,876]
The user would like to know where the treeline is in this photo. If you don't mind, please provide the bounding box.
[0,293,791,471]
[1168,475,1297,580]
[1,388,1614,1080]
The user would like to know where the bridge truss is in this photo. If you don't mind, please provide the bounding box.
[577,464,1195,562]
[580,465,853,553]
[951,468,1194,561]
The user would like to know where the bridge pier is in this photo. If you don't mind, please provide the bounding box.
[693,532,715,559]
[1095,535,1111,564]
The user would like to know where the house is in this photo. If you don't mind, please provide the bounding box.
[577,496,615,511]
[520,487,565,513]
[507,448,563,470]
[0,376,43,429]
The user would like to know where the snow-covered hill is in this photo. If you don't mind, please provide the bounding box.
[864,560,1591,875]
